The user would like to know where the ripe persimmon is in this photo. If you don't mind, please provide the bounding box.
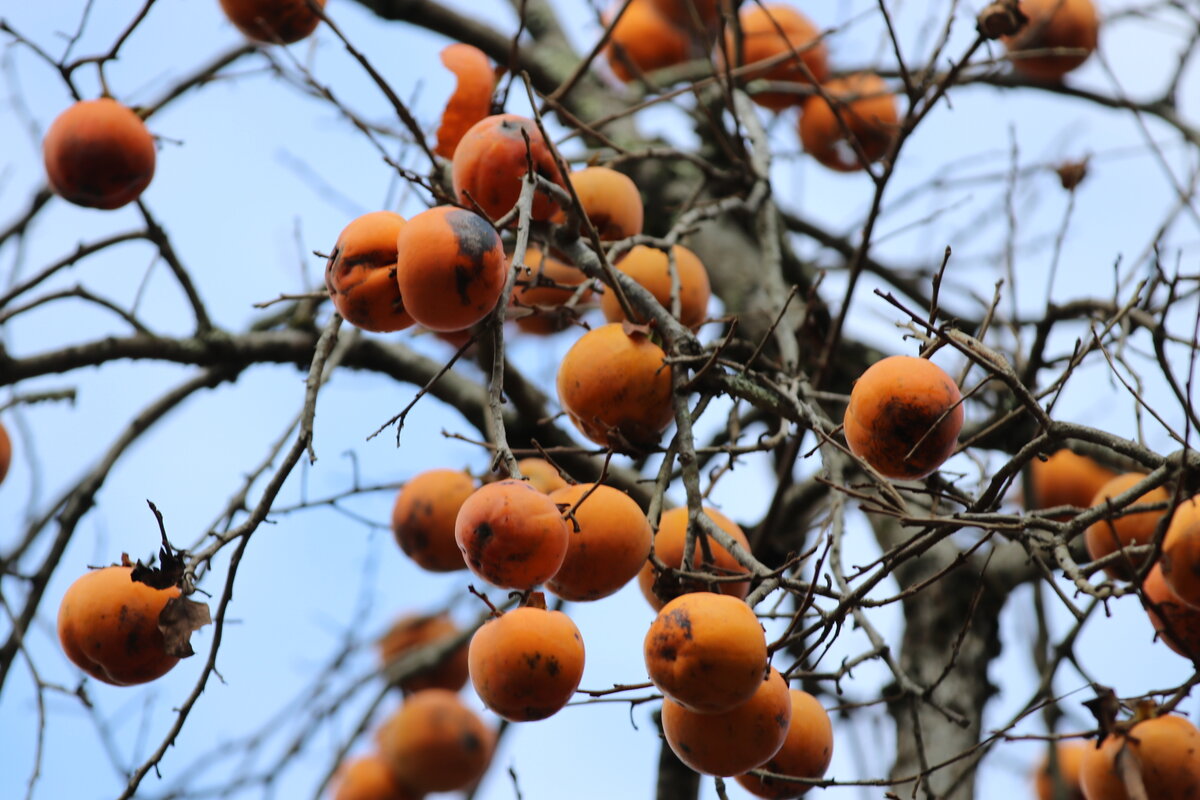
[556,322,674,451]
[435,44,496,159]
[391,468,476,572]
[600,245,711,330]
[644,591,767,714]
[219,0,325,44]
[1084,472,1169,580]
[1079,713,1200,799]
[325,211,414,333]
[454,479,570,590]
[728,5,828,110]
[468,594,585,721]
[1003,0,1099,82]
[43,98,155,210]
[661,667,792,777]
[1160,495,1200,607]
[799,73,898,173]
[57,565,181,686]
[546,483,653,601]
[568,166,644,241]
[394,206,507,332]
[638,506,752,610]
[377,612,470,693]
[451,114,566,222]
[331,753,420,800]
[605,0,696,83]
[1142,563,1200,658]
[376,689,494,793]
[842,355,964,480]
[1029,449,1117,520]
[511,248,591,335]
[648,0,721,32]
[0,420,11,486]
[1032,741,1086,800]
[514,457,569,493]
[736,689,834,798]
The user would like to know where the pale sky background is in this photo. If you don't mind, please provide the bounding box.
[1,1,1198,799]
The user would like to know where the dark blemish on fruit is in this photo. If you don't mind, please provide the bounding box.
[524,652,542,670]
[658,645,677,661]
[462,731,483,752]
[447,209,500,263]
[666,608,693,639]
[546,656,560,676]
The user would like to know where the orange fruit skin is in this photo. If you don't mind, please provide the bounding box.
[605,0,696,83]
[435,44,495,159]
[514,457,569,493]
[662,667,792,777]
[391,468,476,573]
[451,114,565,222]
[377,613,470,693]
[638,506,752,610]
[556,323,674,450]
[325,211,414,333]
[0,420,11,486]
[1161,495,1200,608]
[468,605,585,722]
[56,565,181,686]
[546,483,653,602]
[729,5,828,110]
[394,206,507,333]
[1029,449,1117,520]
[648,0,721,31]
[43,99,156,210]
[1003,0,1099,82]
[1032,741,1087,800]
[1079,715,1200,800]
[600,245,711,331]
[1084,473,1170,581]
[735,689,833,798]
[331,753,421,800]
[511,249,591,335]
[376,689,494,794]
[842,355,964,480]
[799,73,899,173]
[454,479,570,590]
[1143,563,1200,658]
[568,166,645,241]
[219,0,325,44]
[644,592,768,714]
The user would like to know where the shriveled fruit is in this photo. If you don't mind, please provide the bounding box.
[451,114,566,222]
[1032,740,1086,800]
[468,596,585,721]
[391,468,476,572]
[43,98,155,210]
[0,420,11,486]
[568,166,644,241]
[1029,449,1117,520]
[454,479,570,590]
[435,44,496,159]
[661,667,792,777]
[325,211,413,333]
[394,205,507,332]
[644,591,767,714]
[1160,494,1200,608]
[556,323,674,451]
[638,506,752,610]
[1003,0,1099,82]
[600,245,711,330]
[547,483,653,601]
[377,612,470,693]
[1084,472,1169,580]
[1143,563,1200,658]
[511,248,591,335]
[736,689,834,798]
[1079,713,1200,799]
[376,689,494,793]
[728,4,828,110]
[57,565,181,686]
[605,0,696,83]
[331,753,420,800]
[842,355,964,480]
[219,0,325,44]
[799,73,898,173]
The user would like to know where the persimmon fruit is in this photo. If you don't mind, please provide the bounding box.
[331,753,420,800]
[451,114,565,222]
[644,591,768,714]
[394,205,507,332]
[638,506,752,610]
[0,420,11,486]
[842,355,964,480]
[1142,563,1200,658]
[325,211,414,333]
[1078,713,1200,799]
[661,667,792,777]
[799,73,898,173]
[511,248,591,335]
[600,244,711,330]
[57,565,181,686]
[728,4,828,110]
[736,689,834,798]
[1003,0,1099,82]
[435,44,495,159]
[605,0,696,83]
[568,166,644,241]
[1084,472,1169,580]
[648,0,721,32]
[1032,740,1086,800]
[468,596,585,721]
[219,0,325,44]
[546,483,653,601]
[1029,449,1117,519]
[375,688,494,794]
[391,468,476,572]
[514,457,569,493]
[1160,494,1200,608]
[454,479,570,590]
[556,322,674,451]
[377,612,470,693]
[43,98,156,210]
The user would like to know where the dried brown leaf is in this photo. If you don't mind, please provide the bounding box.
[158,596,212,658]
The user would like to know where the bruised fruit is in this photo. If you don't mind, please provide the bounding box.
[454,479,570,590]
[325,211,414,333]
[391,468,476,572]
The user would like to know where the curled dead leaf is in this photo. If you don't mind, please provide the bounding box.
[158,596,212,658]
